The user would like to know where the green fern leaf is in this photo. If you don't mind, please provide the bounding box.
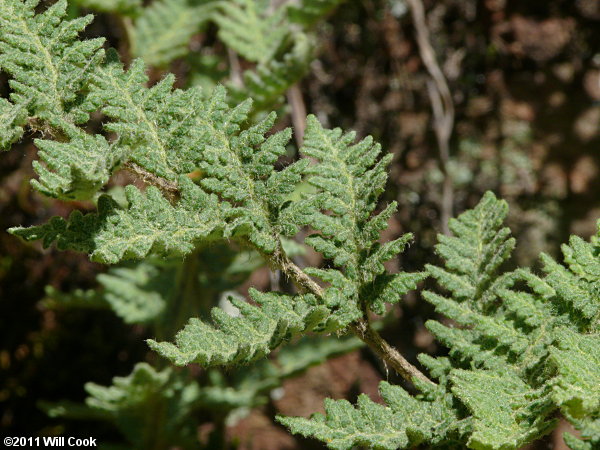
[450,370,556,449]
[289,115,425,314]
[423,193,599,449]
[10,177,223,264]
[425,191,515,308]
[131,0,217,67]
[229,33,314,110]
[195,106,308,253]
[0,0,105,126]
[278,381,458,450]
[284,193,598,450]
[0,0,124,199]
[46,363,202,449]
[551,328,600,450]
[96,263,169,324]
[31,127,124,200]
[0,97,26,150]
[215,0,289,63]
[297,115,395,275]
[92,54,213,181]
[147,288,331,366]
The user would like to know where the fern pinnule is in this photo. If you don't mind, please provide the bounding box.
[0,0,105,127]
[130,0,217,67]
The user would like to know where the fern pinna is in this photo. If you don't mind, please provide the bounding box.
[2,1,599,449]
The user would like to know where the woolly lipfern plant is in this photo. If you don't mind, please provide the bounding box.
[41,245,363,448]
[282,194,600,449]
[2,1,599,449]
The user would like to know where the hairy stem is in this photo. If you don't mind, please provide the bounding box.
[274,248,434,385]
[123,161,179,202]
[126,166,433,385]
[287,84,307,147]
[351,317,433,385]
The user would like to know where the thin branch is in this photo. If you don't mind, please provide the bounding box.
[351,317,433,385]
[406,0,454,235]
[130,167,434,385]
[276,249,324,295]
[227,48,244,88]
[123,161,179,202]
[286,84,307,147]
[273,247,434,385]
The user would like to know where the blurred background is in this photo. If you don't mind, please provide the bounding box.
[1,0,598,448]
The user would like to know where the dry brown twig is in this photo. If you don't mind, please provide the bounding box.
[406,0,455,235]
[287,84,307,147]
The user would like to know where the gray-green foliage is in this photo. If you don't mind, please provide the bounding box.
[69,0,339,110]
[0,0,104,127]
[147,289,333,366]
[289,115,427,316]
[228,33,315,110]
[44,333,363,449]
[144,115,426,366]
[214,0,289,64]
[2,2,599,449]
[279,380,460,449]
[41,246,363,448]
[130,0,217,67]
[281,193,600,450]
[43,363,204,449]
[13,178,223,262]
[0,98,26,149]
[6,0,412,374]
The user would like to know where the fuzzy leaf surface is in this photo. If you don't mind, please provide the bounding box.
[147,289,331,366]
[11,177,223,264]
[0,0,104,126]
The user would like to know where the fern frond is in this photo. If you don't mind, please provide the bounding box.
[424,191,515,308]
[450,370,556,449]
[551,328,600,449]
[0,97,26,150]
[13,80,308,259]
[283,192,600,449]
[297,115,394,275]
[147,288,332,366]
[31,127,124,200]
[422,193,600,449]
[288,115,426,314]
[278,381,459,450]
[229,33,314,110]
[96,263,169,324]
[0,0,124,199]
[215,0,289,63]
[92,54,215,181]
[540,237,600,328]
[46,363,202,449]
[195,105,308,253]
[131,0,217,67]
[10,177,223,264]
[0,0,105,126]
